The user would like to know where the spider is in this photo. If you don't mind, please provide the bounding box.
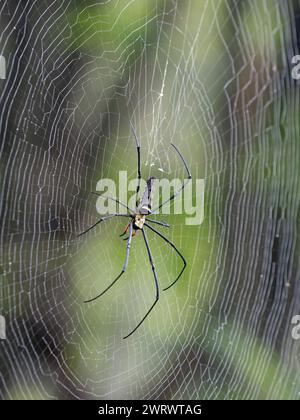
[78,122,191,338]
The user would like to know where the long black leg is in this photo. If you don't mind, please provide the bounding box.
[78,214,132,237]
[123,228,159,339]
[152,143,191,213]
[146,219,170,228]
[91,191,134,214]
[129,121,141,207]
[144,222,186,291]
[84,223,133,303]
[119,222,131,237]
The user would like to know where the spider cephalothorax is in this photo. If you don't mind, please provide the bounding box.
[134,214,146,230]
[78,122,191,338]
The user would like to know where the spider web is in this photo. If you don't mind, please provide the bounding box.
[1,0,300,400]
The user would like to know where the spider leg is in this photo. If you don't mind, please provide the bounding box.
[151,143,191,213]
[129,121,141,207]
[123,228,159,339]
[78,214,132,237]
[144,222,186,291]
[91,191,134,214]
[146,219,170,228]
[122,230,136,241]
[120,222,131,237]
[84,223,133,303]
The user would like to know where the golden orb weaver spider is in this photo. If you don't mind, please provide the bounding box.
[78,122,191,338]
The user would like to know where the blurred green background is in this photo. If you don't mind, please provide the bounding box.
[0,0,300,399]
